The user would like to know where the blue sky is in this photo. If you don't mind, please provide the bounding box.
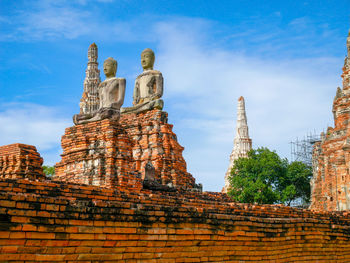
[0,0,349,191]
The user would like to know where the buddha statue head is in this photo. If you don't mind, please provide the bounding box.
[141,48,155,71]
[103,57,117,79]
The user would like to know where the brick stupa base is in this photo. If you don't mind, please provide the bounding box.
[55,109,196,190]
[55,119,141,190]
[120,109,195,188]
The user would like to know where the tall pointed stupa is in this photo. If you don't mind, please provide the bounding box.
[223,96,252,193]
[79,43,101,114]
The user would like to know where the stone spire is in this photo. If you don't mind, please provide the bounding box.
[79,43,101,114]
[222,96,252,193]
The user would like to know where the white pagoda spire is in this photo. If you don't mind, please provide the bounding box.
[79,43,101,114]
[223,96,252,193]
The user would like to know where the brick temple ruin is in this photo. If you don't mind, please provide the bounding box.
[311,31,350,212]
[1,41,350,262]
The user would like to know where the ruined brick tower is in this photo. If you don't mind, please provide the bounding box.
[79,43,101,114]
[311,30,350,211]
[223,96,252,193]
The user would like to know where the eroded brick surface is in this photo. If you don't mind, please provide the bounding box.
[55,110,195,190]
[0,144,44,181]
[0,178,350,262]
[120,109,195,189]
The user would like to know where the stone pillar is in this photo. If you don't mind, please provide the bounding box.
[55,119,142,190]
[222,96,252,193]
[0,143,45,180]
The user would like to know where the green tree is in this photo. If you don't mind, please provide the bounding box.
[227,147,312,205]
[280,161,312,205]
[42,165,55,177]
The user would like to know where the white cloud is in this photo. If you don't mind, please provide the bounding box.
[16,4,93,40]
[0,1,151,42]
[0,103,70,165]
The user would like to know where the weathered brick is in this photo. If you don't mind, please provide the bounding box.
[0,200,16,207]
[25,232,55,239]
[9,232,25,239]
[35,254,66,261]
[1,245,18,253]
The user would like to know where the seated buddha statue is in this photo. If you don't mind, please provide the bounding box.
[121,48,163,114]
[73,57,125,125]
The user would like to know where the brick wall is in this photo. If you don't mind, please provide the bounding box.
[1,178,350,262]
[0,144,44,181]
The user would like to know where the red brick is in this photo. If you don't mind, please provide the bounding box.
[25,232,55,239]
[9,232,25,239]
[0,200,16,207]
[0,231,10,238]
[35,254,66,261]
[22,224,37,231]
[1,245,18,253]
[70,233,95,240]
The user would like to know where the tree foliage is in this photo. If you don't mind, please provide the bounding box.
[227,147,312,205]
[42,165,55,177]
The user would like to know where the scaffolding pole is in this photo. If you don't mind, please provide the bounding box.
[290,132,321,167]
